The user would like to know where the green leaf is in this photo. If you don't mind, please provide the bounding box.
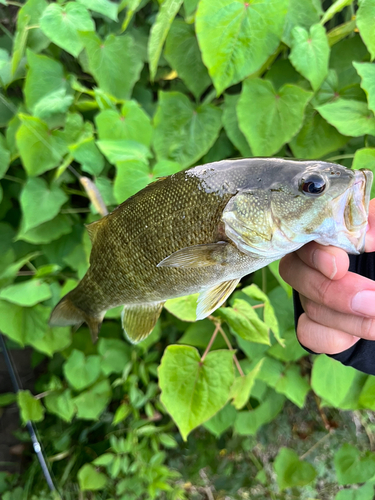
[69,136,105,176]
[353,62,375,114]
[352,148,375,200]
[95,101,153,147]
[234,388,285,435]
[274,447,317,490]
[12,0,49,75]
[158,345,234,440]
[80,32,143,100]
[204,402,237,437]
[335,483,374,500]
[311,355,359,407]
[78,464,108,491]
[64,349,101,391]
[113,159,150,204]
[17,390,45,424]
[289,103,349,158]
[321,0,354,25]
[112,402,131,425]
[77,0,118,20]
[74,379,112,420]
[0,300,44,346]
[164,293,198,322]
[17,215,72,244]
[230,359,263,409]
[16,114,68,176]
[268,328,307,362]
[30,324,71,357]
[358,376,375,410]
[148,0,183,80]
[222,94,252,157]
[153,91,222,168]
[237,79,312,156]
[0,279,51,306]
[40,2,95,57]
[98,338,131,375]
[164,19,211,98]
[316,99,375,136]
[178,319,227,349]
[242,284,282,344]
[289,24,329,91]
[357,0,375,60]
[274,365,310,408]
[152,159,182,177]
[0,393,17,407]
[20,177,68,233]
[97,139,150,164]
[0,135,10,179]
[24,51,72,120]
[195,0,288,95]
[282,0,321,46]
[334,443,375,485]
[45,389,75,422]
[217,299,270,345]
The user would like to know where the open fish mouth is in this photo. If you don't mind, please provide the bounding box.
[341,168,373,253]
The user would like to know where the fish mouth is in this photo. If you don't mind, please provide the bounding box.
[336,168,372,254]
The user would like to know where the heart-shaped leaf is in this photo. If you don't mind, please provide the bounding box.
[153,91,222,168]
[63,349,101,391]
[158,345,234,440]
[40,2,95,57]
[20,177,68,233]
[237,78,312,156]
[196,0,288,95]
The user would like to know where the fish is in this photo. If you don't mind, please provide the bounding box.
[49,158,373,344]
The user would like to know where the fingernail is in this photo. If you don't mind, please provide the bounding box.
[312,249,337,279]
[352,291,375,316]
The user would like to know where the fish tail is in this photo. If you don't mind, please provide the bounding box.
[49,292,102,343]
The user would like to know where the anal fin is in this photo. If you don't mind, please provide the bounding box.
[122,302,165,344]
[196,279,240,320]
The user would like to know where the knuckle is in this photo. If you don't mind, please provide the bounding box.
[360,317,375,340]
[279,254,293,281]
[315,275,333,305]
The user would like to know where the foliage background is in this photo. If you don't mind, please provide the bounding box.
[2,0,375,498]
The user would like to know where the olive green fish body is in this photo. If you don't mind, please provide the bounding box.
[50,158,372,343]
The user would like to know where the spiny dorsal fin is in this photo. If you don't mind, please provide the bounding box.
[85,220,102,244]
[157,242,231,268]
[122,302,165,344]
[196,279,240,320]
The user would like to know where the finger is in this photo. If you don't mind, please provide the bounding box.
[296,313,360,355]
[279,253,375,317]
[365,199,375,252]
[293,241,349,280]
[300,295,375,341]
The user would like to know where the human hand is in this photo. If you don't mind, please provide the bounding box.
[279,199,375,355]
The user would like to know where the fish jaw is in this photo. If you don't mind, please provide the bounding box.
[314,168,373,254]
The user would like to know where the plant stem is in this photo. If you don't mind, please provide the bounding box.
[200,324,220,362]
[217,323,245,377]
[299,430,333,460]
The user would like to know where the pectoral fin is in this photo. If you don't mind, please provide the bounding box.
[122,302,164,344]
[196,279,240,320]
[157,242,232,268]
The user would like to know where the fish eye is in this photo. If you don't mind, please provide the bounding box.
[300,174,326,196]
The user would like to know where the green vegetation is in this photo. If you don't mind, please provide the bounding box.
[1,0,375,497]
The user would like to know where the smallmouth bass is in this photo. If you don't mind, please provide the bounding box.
[49,158,373,343]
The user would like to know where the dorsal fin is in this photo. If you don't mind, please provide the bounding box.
[85,220,102,244]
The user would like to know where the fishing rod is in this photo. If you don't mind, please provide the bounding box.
[0,332,57,493]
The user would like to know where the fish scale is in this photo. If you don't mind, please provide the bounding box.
[49,158,372,344]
